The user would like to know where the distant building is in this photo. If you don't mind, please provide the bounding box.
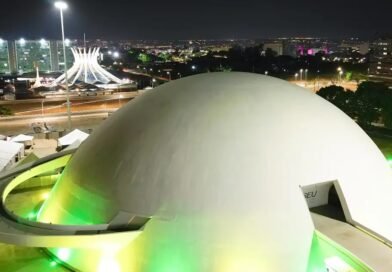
[339,40,369,55]
[268,38,332,57]
[0,39,75,75]
[369,38,392,81]
[263,42,284,56]
[52,47,125,87]
[0,39,9,74]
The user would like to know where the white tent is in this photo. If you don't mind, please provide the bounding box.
[58,129,89,147]
[11,134,34,146]
[0,140,24,172]
[11,134,34,142]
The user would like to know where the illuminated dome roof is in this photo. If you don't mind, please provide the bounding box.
[39,72,392,271]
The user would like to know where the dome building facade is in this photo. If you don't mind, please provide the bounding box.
[36,72,392,271]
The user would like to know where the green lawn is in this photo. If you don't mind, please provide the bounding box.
[370,135,392,161]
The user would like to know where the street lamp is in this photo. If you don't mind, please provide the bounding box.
[167,71,171,81]
[118,94,123,108]
[299,69,303,81]
[41,100,45,116]
[305,69,308,81]
[55,1,72,131]
[151,78,156,88]
[40,38,47,47]
[295,73,299,81]
[265,71,269,75]
[339,70,344,83]
[337,67,343,82]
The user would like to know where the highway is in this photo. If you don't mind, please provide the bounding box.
[0,111,112,135]
[0,92,138,116]
[0,92,140,135]
[290,79,359,92]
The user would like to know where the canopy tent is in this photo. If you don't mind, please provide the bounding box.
[11,134,34,146]
[58,129,89,147]
[0,140,24,172]
[11,134,34,142]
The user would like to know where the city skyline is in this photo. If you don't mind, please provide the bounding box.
[0,0,391,40]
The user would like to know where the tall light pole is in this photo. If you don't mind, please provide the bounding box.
[299,69,303,81]
[305,69,308,81]
[41,99,44,116]
[55,1,72,131]
[337,67,343,83]
[118,94,123,108]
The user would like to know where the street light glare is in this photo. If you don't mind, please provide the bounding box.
[54,1,68,10]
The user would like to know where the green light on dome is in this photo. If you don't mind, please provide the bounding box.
[307,231,372,272]
[387,158,392,166]
[27,212,36,221]
[56,248,71,262]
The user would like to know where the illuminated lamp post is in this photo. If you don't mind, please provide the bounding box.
[118,94,123,108]
[55,1,72,131]
[337,67,343,83]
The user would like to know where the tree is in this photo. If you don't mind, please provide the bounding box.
[317,85,345,102]
[354,82,389,126]
[138,53,152,64]
[317,85,356,118]
[265,48,277,58]
[382,98,392,128]
[0,106,12,116]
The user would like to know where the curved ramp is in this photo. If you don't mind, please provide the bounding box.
[313,213,392,271]
[0,150,141,249]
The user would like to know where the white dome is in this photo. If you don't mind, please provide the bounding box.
[39,72,392,271]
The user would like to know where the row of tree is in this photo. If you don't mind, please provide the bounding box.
[317,82,392,127]
[0,105,12,116]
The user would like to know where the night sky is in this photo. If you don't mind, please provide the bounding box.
[0,0,391,40]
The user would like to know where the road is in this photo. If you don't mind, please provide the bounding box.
[290,80,359,92]
[0,92,138,116]
[0,111,112,136]
[122,68,170,81]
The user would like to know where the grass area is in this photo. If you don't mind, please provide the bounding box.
[370,135,392,160]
